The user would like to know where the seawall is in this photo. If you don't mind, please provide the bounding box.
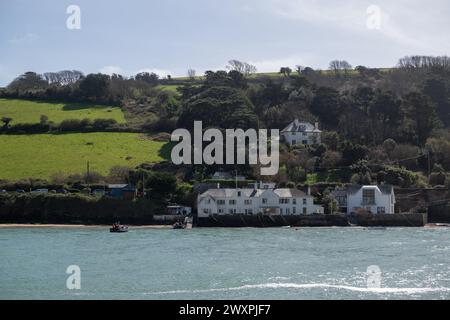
[196,213,427,227]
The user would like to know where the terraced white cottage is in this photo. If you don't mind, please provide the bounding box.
[197,183,324,218]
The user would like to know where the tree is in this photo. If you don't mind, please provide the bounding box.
[39,115,49,125]
[43,70,83,85]
[187,69,196,80]
[311,87,341,127]
[79,73,110,99]
[403,92,439,145]
[329,60,353,77]
[146,171,177,196]
[1,117,12,129]
[227,60,256,76]
[279,67,292,77]
[135,72,159,86]
[423,77,450,126]
[178,86,258,130]
[8,72,48,90]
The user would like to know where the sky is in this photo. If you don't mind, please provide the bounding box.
[0,0,449,86]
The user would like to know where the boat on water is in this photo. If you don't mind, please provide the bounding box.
[172,221,185,229]
[110,222,128,233]
[173,216,193,229]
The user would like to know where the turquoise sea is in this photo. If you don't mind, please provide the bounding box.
[1,227,450,299]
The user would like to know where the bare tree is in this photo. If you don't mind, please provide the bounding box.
[187,69,196,80]
[227,60,257,76]
[329,60,352,76]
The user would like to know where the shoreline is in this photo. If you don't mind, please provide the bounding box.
[0,223,172,229]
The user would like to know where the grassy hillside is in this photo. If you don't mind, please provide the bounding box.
[0,99,126,125]
[0,133,169,180]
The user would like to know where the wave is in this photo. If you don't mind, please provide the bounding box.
[143,282,450,296]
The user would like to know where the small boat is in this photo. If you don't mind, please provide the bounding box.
[172,221,185,229]
[110,223,128,233]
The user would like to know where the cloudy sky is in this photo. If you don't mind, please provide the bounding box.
[0,0,449,86]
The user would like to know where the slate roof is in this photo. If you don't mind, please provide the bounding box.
[281,119,321,133]
[199,188,308,199]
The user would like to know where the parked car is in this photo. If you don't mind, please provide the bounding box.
[15,189,26,193]
[56,189,68,194]
[31,189,49,194]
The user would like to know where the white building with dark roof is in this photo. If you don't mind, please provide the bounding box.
[281,119,322,146]
[197,182,324,218]
[332,185,396,214]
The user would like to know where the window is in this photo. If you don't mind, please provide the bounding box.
[293,198,297,204]
[218,209,223,213]
[262,198,268,204]
[292,140,296,145]
[248,209,253,214]
[286,208,290,214]
[245,200,252,205]
[229,200,236,205]
[303,207,307,214]
[293,207,296,214]
[237,191,241,197]
[280,208,283,214]
[303,198,307,205]
[303,132,307,136]
[362,189,375,205]
[377,207,386,214]
[302,140,308,144]
[203,209,209,214]
[217,200,225,205]
[279,198,290,204]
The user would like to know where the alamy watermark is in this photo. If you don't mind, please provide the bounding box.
[366,265,382,288]
[66,265,81,290]
[171,121,279,175]
[66,5,81,30]
[366,5,382,30]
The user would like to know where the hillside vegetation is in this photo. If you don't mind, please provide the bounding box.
[0,99,126,125]
[0,133,167,180]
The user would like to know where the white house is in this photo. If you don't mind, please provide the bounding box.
[281,120,322,146]
[197,182,324,218]
[332,185,396,214]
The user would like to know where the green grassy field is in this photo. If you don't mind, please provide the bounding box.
[0,99,126,125]
[156,84,180,93]
[0,133,169,180]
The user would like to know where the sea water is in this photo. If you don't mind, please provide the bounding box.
[1,227,449,299]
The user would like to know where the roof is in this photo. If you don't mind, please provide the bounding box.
[199,188,308,199]
[281,119,321,133]
[334,185,394,196]
[108,184,135,190]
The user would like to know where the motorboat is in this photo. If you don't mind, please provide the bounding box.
[110,223,128,233]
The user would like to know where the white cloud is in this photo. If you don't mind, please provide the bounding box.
[8,33,39,44]
[136,68,172,77]
[249,54,320,72]
[99,65,124,75]
[254,0,450,53]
